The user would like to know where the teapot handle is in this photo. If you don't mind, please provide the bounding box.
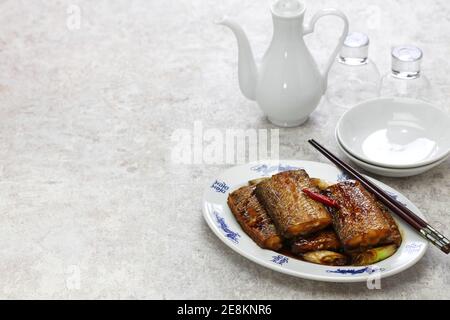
[303,9,349,92]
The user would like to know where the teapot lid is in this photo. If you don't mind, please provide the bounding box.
[271,0,304,17]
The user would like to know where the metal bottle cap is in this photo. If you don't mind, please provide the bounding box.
[391,45,422,78]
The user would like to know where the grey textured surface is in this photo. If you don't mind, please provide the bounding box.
[0,0,449,299]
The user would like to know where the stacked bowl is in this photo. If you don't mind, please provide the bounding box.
[335,98,450,177]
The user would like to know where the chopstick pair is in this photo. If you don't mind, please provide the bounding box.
[308,139,450,255]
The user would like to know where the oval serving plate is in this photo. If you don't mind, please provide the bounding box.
[202,160,428,282]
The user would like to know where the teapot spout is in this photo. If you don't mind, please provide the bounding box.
[217,17,258,101]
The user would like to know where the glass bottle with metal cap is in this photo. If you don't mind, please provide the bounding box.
[326,32,380,108]
[379,45,431,100]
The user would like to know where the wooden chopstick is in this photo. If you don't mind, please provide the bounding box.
[308,139,424,229]
[308,139,450,255]
[311,139,427,227]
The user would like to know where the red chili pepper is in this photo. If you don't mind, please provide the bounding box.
[302,188,340,209]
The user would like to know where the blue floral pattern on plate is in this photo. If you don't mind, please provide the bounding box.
[405,242,423,254]
[211,180,230,193]
[250,164,302,176]
[326,266,385,275]
[271,255,289,266]
[214,211,240,244]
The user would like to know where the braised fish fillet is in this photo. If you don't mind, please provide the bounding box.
[291,229,342,254]
[255,170,332,238]
[378,202,402,246]
[324,180,401,251]
[227,185,282,250]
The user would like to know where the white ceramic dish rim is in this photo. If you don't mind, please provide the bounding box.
[336,136,448,177]
[336,97,450,169]
[335,128,448,171]
[202,160,428,282]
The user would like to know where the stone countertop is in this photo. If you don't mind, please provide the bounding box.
[0,0,448,299]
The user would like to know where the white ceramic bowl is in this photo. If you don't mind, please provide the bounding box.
[336,97,450,168]
[336,133,448,177]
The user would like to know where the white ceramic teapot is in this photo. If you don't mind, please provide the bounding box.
[218,0,349,127]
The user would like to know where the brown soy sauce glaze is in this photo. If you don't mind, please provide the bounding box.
[274,237,353,266]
